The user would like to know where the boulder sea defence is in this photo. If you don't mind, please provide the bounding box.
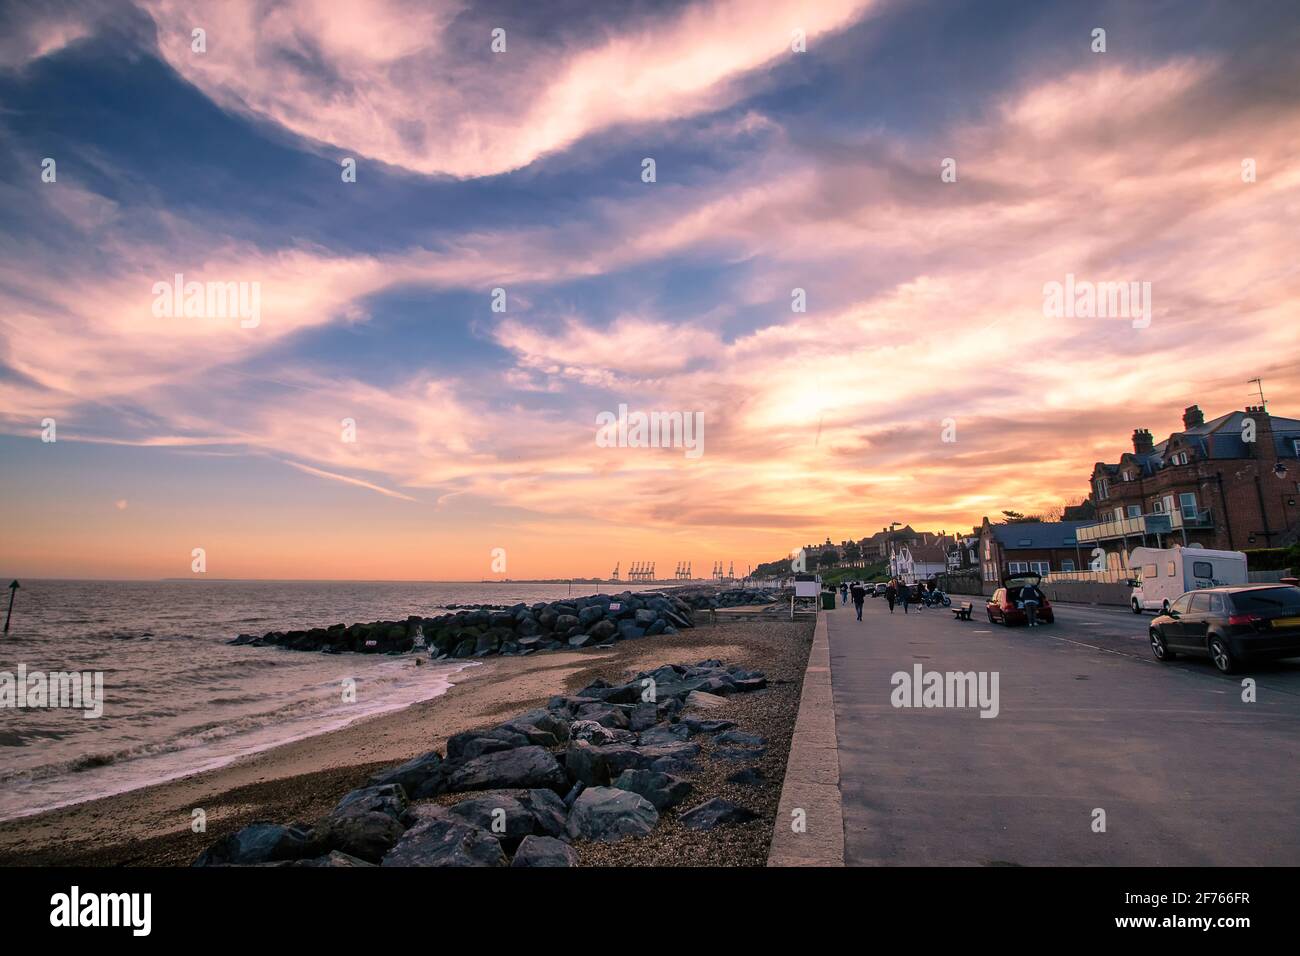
[193,659,770,867]
[226,589,750,658]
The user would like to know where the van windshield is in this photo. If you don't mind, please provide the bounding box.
[1230,588,1300,614]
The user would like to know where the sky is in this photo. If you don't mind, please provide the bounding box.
[1,0,1298,581]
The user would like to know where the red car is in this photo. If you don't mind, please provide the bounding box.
[986,572,1054,626]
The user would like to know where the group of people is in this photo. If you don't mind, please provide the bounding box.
[838,578,942,620]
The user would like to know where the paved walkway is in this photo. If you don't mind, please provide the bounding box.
[824,598,1300,865]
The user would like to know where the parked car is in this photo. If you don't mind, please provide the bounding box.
[1129,545,1248,614]
[873,582,888,597]
[985,572,1054,626]
[1148,585,1300,674]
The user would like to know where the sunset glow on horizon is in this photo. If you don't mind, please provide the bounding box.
[2,0,1299,581]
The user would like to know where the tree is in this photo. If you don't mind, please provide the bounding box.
[844,540,861,566]
[1000,510,1043,524]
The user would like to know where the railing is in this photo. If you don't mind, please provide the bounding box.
[1043,568,1134,585]
[1076,508,1214,542]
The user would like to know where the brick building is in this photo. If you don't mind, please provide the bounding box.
[1081,404,1300,567]
[978,517,1090,591]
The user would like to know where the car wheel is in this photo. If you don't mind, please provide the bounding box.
[986,610,995,623]
[1149,628,1175,662]
[1208,635,1236,674]
[1131,600,1142,615]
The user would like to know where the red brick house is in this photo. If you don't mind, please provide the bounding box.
[1082,404,1300,567]
[978,517,1090,593]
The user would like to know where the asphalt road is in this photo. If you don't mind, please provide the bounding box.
[827,595,1300,865]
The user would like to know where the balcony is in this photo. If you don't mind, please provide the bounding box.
[1076,508,1214,543]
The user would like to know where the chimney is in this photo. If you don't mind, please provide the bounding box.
[1182,404,1204,429]
[1132,428,1154,455]
[1245,406,1275,460]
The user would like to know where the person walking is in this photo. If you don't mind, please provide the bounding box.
[884,580,896,613]
[898,579,910,614]
[840,582,849,606]
[850,581,867,621]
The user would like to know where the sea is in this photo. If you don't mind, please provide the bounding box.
[0,579,594,821]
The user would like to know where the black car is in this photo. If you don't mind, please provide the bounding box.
[1148,585,1300,674]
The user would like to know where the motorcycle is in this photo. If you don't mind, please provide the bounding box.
[921,587,952,608]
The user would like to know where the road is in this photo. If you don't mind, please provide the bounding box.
[826,595,1300,865]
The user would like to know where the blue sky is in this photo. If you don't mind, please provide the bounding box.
[1,0,1298,579]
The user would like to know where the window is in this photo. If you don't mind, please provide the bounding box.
[1162,495,1174,516]
[1143,564,1157,579]
[1122,471,1132,481]
[1008,561,1029,574]
[1113,507,1123,523]
[1061,560,1075,572]
[1190,593,1211,612]
[1029,561,1050,575]
[1231,588,1300,613]
[1179,492,1197,520]
[1127,504,1142,518]
[1292,438,1299,457]
[1152,499,1164,513]
[1208,593,1224,614]
[1167,561,1176,576]
[1095,478,1109,500]
[1192,560,1214,579]
[1170,594,1193,615]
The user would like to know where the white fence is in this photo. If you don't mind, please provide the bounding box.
[1043,568,1133,585]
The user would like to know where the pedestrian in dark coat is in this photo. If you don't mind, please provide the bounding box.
[850,582,867,621]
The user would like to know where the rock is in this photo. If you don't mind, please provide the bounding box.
[554,614,580,633]
[726,767,766,785]
[575,703,631,730]
[629,702,659,732]
[569,740,664,785]
[682,717,736,736]
[446,726,531,761]
[650,757,696,775]
[565,786,658,843]
[611,769,693,811]
[446,789,567,841]
[587,619,617,641]
[577,605,605,627]
[569,719,633,746]
[368,752,444,793]
[636,741,701,764]
[616,621,647,640]
[715,746,766,760]
[313,809,406,863]
[511,835,579,867]
[381,819,507,867]
[512,709,571,741]
[192,822,314,866]
[290,850,375,867]
[637,722,689,746]
[685,690,729,710]
[444,746,569,794]
[679,798,759,830]
[562,780,584,809]
[333,783,407,819]
[714,730,767,748]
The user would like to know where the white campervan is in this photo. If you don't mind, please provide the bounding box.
[1128,546,1248,614]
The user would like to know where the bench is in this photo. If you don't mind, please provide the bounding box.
[951,602,973,621]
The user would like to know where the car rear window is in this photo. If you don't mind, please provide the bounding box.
[1230,588,1300,614]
